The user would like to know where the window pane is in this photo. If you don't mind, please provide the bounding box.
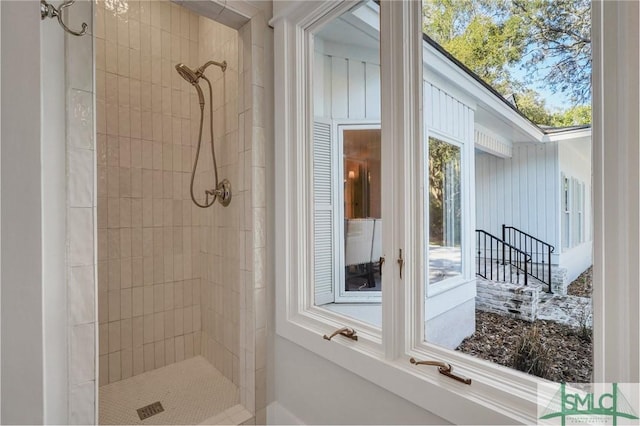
[312,1,382,327]
[428,137,462,283]
[344,129,382,294]
[422,0,593,383]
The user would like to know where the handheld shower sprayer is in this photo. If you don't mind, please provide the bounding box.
[175,64,205,107]
[175,60,231,208]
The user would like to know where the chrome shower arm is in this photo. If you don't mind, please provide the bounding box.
[197,60,228,75]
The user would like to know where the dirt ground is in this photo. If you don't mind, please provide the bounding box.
[456,270,594,382]
[567,266,593,297]
[456,311,593,382]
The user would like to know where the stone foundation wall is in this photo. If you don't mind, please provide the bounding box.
[476,279,539,322]
[551,267,568,294]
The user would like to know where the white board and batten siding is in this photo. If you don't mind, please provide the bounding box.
[475,143,560,262]
[314,50,381,121]
[424,82,475,144]
[423,81,476,282]
[423,81,477,335]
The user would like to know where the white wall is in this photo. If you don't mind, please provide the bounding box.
[41,7,68,423]
[1,2,45,423]
[558,135,593,281]
[558,136,592,243]
[475,143,560,256]
[1,2,96,423]
[271,336,449,425]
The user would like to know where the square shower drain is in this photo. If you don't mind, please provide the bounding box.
[137,401,164,420]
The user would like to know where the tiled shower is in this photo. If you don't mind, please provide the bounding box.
[93,0,268,422]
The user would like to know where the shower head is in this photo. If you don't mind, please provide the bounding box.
[176,63,205,107]
[176,63,199,84]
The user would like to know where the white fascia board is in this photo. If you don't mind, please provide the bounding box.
[475,124,513,158]
[543,128,592,142]
[423,43,546,143]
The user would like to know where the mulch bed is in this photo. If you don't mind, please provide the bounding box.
[456,311,593,383]
[567,266,593,297]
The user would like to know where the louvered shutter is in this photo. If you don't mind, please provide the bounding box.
[313,121,335,305]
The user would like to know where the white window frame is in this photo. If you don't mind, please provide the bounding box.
[335,121,383,303]
[424,129,472,295]
[562,173,571,250]
[272,0,639,423]
[562,175,587,250]
[578,181,585,244]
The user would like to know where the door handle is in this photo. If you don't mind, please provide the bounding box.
[397,249,404,279]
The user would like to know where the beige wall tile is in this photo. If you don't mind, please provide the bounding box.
[121,348,133,380]
[97,0,260,390]
[143,343,155,372]
[133,346,144,376]
[133,316,144,347]
[165,337,176,365]
[108,351,121,383]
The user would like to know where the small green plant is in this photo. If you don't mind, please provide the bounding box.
[509,324,552,379]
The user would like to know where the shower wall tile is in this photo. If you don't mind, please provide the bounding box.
[197,16,244,389]
[69,265,96,325]
[68,89,94,150]
[108,351,121,382]
[243,13,271,417]
[97,0,206,386]
[93,3,269,420]
[69,380,95,425]
[67,33,94,93]
[69,208,94,266]
[70,323,96,386]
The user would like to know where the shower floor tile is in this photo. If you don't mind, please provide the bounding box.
[100,356,244,425]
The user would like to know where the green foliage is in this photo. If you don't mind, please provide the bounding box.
[551,105,592,127]
[422,0,592,125]
[444,15,526,90]
[423,0,525,91]
[428,137,461,245]
[514,90,554,126]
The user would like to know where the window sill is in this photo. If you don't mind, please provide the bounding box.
[276,313,541,425]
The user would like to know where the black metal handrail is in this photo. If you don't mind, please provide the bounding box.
[502,225,555,293]
[476,230,530,286]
